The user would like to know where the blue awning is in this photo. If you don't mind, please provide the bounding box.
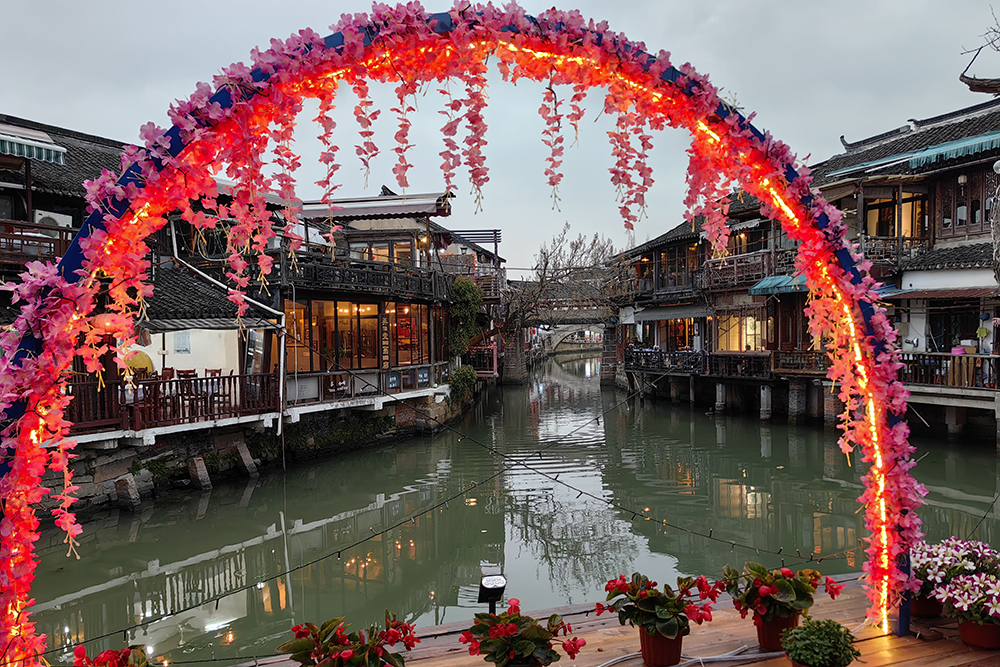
[874,285,913,299]
[748,274,808,295]
[825,130,1000,179]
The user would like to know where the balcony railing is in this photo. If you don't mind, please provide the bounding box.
[0,219,74,273]
[624,349,705,373]
[286,363,449,404]
[900,353,998,389]
[772,350,829,376]
[467,344,499,378]
[861,236,930,264]
[66,372,280,434]
[461,266,506,300]
[288,255,454,301]
[703,251,772,290]
[706,353,773,379]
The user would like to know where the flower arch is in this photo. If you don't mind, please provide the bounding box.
[0,3,923,663]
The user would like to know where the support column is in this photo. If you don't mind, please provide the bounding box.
[715,382,727,413]
[760,384,773,421]
[502,330,528,384]
[188,456,213,490]
[716,417,727,448]
[945,406,966,439]
[689,375,696,404]
[669,378,682,403]
[823,382,844,430]
[600,325,617,386]
[114,474,142,512]
[760,424,772,459]
[788,378,807,424]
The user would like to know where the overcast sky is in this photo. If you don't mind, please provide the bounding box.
[4,0,999,273]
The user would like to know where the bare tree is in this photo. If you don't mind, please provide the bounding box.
[501,223,625,333]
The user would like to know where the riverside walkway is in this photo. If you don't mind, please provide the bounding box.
[239,575,997,667]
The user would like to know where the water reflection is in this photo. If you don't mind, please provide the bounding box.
[31,356,999,666]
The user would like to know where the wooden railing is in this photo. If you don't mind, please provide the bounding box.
[288,255,453,301]
[861,236,930,264]
[0,219,74,273]
[703,251,771,289]
[706,353,773,379]
[624,349,705,373]
[67,372,280,434]
[900,353,998,389]
[772,350,829,376]
[467,344,499,378]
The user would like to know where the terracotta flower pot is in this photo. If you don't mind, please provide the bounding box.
[910,594,943,618]
[958,620,1000,649]
[756,613,799,652]
[638,628,683,667]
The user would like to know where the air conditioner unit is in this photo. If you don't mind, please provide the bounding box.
[34,210,73,229]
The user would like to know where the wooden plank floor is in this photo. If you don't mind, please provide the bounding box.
[402,576,1000,667]
[238,575,1000,667]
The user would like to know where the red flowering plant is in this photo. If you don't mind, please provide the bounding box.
[277,611,419,667]
[72,645,147,667]
[720,562,845,626]
[595,573,722,639]
[459,598,585,666]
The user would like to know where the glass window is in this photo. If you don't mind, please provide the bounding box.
[956,178,968,228]
[420,305,431,364]
[715,308,764,352]
[350,242,369,261]
[394,241,413,265]
[0,195,12,220]
[971,172,983,229]
[337,302,356,369]
[370,242,390,263]
[434,306,447,363]
[397,304,413,365]
[311,301,339,371]
[285,301,311,372]
[941,181,953,232]
[386,302,398,368]
[358,303,378,368]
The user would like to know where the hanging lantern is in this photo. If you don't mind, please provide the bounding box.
[92,313,117,335]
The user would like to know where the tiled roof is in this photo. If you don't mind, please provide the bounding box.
[145,267,274,324]
[0,114,124,199]
[899,242,994,271]
[625,219,702,258]
[811,99,1000,187]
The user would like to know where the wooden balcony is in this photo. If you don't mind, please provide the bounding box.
[467,344,499,378]
[288,254,454,301]
[706,352,772,379]
[900,352,998,389]
[624,349,705,374]
[861,236,930,264]
[66,372,280,434]
[0,219,74,274]
[772,350,829,376]
[703,251,771,290]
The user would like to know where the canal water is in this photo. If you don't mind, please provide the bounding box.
[32,356,1000,666]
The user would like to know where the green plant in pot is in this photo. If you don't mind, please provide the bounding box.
[781,618,861,667]
[459,598,585,667]
[276,611,419,666]
[595,573,722,667]
[910,537,1000,618]
[720,562,844,652]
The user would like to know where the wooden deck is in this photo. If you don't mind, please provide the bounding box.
[242,575,1000,667]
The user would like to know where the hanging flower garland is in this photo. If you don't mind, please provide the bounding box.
[0,3,923,664]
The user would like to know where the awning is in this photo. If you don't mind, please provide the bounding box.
[748,274,808,295]
[908,131,1000,169]
[633,304,711,322]
[882,287,1000,300]
[0,131,66,165]
[875,285,912,299]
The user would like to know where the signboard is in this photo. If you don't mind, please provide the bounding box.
[417,367,430,385]
[380,310,390,370]
[387,372,400,390]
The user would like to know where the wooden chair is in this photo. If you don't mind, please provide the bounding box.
[205,368,222,377]
[161,367,175,381]
[177,369,197,378]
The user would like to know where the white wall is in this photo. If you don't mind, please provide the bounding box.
[132,329,241,375]
[901,268,998,290]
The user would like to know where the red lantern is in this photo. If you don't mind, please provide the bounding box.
[92,313,117,335]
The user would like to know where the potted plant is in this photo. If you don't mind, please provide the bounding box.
[934,572,1000,649]
[73,646,147,667]
[720,563,844,652]
[595,573,721,667]
[781,618,861,667]
[277,611,419,666]
[459,597,585,667]
[911,538,999,618]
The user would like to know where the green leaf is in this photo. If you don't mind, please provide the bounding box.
[514,640,535,656]
[772,579,796,603]
[655,617,679,640]
[636,597,658,612]
[382,651,401,667]
[277,638,316,655]
[290,651,313,664]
